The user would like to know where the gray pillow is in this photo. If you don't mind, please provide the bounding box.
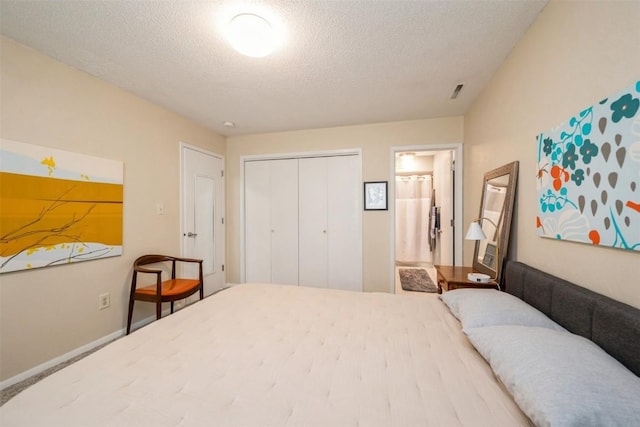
[439,288,564,330]
[466,325,640,427]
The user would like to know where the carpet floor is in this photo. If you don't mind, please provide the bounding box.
[0,341,113,406]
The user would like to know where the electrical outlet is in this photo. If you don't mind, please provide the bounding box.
[98,293,110,310]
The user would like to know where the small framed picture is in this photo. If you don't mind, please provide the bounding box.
[364,181,388,211]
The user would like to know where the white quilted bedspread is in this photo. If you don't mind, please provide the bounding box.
[1,284,531,426]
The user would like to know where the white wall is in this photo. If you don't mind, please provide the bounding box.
[0,36,226,381]
[464,1,640,308]
[395,154,434,173]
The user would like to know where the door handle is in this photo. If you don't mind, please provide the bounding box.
[186,232,198,238]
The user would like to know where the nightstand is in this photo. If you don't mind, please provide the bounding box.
[434,265,499,293]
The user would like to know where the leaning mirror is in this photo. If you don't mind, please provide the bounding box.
[471,161,519,281]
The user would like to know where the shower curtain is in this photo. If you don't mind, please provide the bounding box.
[396,175,433,263]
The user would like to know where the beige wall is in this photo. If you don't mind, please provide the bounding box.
[0,37,225,381]
[464,1,640,308]
[226,118,463,292]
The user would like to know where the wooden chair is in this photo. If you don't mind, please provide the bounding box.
[127,254,204,334]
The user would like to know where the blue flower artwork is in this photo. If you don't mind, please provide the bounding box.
[536,80,640,252]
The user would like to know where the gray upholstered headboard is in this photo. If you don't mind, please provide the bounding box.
[504,261,640,377]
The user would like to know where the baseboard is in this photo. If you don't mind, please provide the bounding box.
[0,313,161,390]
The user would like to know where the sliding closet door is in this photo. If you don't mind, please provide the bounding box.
[245,154,361,291]
[298,157,328,288]
[244,159,298,285]
[327,155,362,291]
[270,159,298,285]
[245,161,271,282]
[298,155,362,291]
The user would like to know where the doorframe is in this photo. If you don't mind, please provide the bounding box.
[239,148,363,284]
[179,142,226,283]
[389,143,463,293]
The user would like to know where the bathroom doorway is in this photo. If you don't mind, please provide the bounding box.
[395,153,434,267]
[391,145,461,293]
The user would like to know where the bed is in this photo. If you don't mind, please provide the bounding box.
[1,261,639,426]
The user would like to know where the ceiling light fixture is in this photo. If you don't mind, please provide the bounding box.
[399,152,415,170]
[227,13,276,58]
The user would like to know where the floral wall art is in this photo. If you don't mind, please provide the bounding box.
[0,139,123,273]
[536,80,640,252]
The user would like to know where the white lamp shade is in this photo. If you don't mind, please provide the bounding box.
[465,221,487,240]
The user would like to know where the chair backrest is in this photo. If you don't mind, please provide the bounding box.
[133,255,178,279]
[134,255,174,267]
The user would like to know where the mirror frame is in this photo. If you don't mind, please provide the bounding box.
[472,161,519,281]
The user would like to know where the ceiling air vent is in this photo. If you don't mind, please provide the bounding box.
[450,84,464,99]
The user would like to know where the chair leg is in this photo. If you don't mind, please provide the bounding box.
[198,263,204,300]
[156,299,162,320]
[128,272,139,335]
[126,298,135,335]
[171,301,174,314]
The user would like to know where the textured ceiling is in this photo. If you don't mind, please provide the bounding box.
[0,1,547,136]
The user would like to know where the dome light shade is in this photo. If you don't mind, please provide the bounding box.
[227,13,276,58]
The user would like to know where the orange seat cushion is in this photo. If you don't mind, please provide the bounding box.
[135,279,200,297]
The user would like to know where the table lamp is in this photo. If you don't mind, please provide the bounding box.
[465,217,500,287]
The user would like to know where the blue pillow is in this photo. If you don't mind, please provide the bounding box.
[466,325,640,427]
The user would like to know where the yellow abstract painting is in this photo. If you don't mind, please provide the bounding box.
[0,139,123,273]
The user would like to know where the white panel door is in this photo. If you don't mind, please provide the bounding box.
[269,159,299,285]
[327,155,362,291]
[181,146,225,296]
[245,161,272,283]
[298,157,328,288]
